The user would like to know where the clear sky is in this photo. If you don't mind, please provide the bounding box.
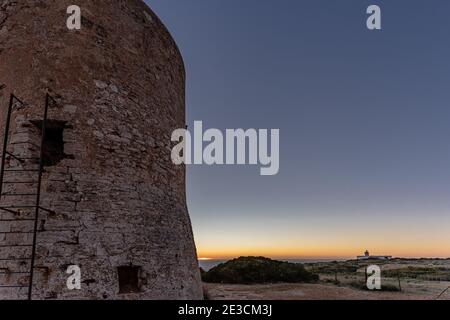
[147,0,450,259]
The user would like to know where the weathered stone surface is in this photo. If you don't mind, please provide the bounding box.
[0,0,202,300]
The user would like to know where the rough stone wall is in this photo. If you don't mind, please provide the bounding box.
[0,0,203,299]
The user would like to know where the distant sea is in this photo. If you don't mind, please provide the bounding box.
[199,258,349,271]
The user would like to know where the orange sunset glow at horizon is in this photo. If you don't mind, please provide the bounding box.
[197,249,450,260]
[194,225,450,260]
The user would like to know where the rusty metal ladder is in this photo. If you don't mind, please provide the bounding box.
[0,93,54,300]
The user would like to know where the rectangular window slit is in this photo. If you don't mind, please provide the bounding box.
[30,120,71,167]
[117,266,141,294]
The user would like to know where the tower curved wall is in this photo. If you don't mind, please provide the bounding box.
[0,0,202,299]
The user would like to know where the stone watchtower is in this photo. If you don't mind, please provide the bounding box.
[0,0,202,299]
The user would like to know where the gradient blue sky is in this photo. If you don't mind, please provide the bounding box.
[147,0,450,258]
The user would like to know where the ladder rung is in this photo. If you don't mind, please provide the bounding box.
[0,208,20,215]
[1,194,38,197]
[11,94,24,105]
[0,206,36,208]
[10,142,41,149]
[4,169,39,172]
[38,206,55,213]
[0,206,50,214]
[0,258,31,261]
[0,231,33,234]
[0,219,35,222]
[2,181,38,184]
[5,152,24,163]
[0,244,32,248]
[0,208,32,215]
[0,272,28,275]
[5,153,39,161]
[0,208,36,215]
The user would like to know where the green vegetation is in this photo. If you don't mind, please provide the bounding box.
[202,256,319,284]
[305,260,360,274]
[349,281,400,292]
[304,259,450,281]
[383,266,450,281]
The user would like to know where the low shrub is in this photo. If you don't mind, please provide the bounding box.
[202,256,319,284]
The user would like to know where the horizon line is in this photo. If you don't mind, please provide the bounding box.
[198,255,450,261]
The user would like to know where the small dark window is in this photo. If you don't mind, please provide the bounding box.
[117,266,141,294]
[31,120,68,167]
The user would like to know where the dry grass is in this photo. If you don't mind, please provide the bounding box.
[205,258,450,300]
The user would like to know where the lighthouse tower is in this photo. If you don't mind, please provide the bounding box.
[0,0,202,299]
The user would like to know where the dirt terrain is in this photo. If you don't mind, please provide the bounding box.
[205,281,449,300]
[204,258,450,300]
